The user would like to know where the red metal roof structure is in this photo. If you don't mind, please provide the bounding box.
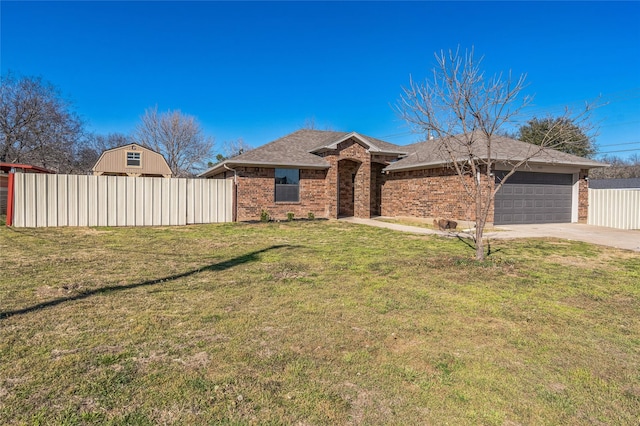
[0,163,55,174]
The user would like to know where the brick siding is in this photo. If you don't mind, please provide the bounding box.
[220,138,399,221]
[222,167,328,221]
[578,169,589,223]
[381,167,492,223]
[321,139,374,219]
[370,162,385,216]
[337,159,359,217]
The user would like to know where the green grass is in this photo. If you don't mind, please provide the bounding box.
[1,221,639,425]
[375,216,439,229]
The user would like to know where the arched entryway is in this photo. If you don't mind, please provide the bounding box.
[337,159,361,217]
[370,161,386,216]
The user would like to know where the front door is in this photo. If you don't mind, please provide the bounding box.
[338,159,360,217]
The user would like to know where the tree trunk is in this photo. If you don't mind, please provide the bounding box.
[475,219,485,260]
[475,171,486,260]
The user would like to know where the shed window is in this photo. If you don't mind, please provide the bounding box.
[275,168,299,202]
[127,152,141,167]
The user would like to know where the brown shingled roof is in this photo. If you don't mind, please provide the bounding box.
[198,129,406,177]
[384,132,605,172]
[198,129,604,178]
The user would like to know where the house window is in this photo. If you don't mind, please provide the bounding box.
[127,152,141,167]
[275,168,299,202]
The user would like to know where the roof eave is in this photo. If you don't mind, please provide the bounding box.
[374,150,409,156]
[497,156,608,169]
[384,156,608,173]
[199,159,330,177]
[384,161,444,173]
[0,162,56,174]
[231,160,330,169]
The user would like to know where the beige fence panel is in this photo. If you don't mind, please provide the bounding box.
[46,174,58,225]
[35,174,48,226]
[68,175,78,226]
[56,175,68,226]
[214,179,233,223]
[168,179,182,225]
[79,176,95,226]
[178,178,189,225]
[11,173,233,227]
[135,177,146,226]
[588,188,640,230]
[186,179,196,224]
[12,173,25,227]
[160,178,170,225]
[87,175,99,227]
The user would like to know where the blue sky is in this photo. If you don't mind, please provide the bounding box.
[2,1,639,159]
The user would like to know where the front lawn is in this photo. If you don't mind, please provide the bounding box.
[1,221,638,425]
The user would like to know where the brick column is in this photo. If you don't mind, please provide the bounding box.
[578,169,589,223]
[325,155,338,219]
[354,159,371,218]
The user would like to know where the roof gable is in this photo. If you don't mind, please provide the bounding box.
[309,131,407,155]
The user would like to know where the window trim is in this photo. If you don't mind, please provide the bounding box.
[274,168,300,203]
[126,151,142,168]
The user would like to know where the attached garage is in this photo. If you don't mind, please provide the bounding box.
[494,171,574,225]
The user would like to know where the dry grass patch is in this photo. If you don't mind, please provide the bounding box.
[375,216,504,233]
[1,221,639,425]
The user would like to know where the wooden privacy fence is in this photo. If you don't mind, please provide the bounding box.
[9,173,234,227]
[588,188,640,230]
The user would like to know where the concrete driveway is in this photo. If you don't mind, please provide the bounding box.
[340,217,640,252]
[487,223,640,252]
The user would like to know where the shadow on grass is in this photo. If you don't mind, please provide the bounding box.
[1,244,290,320]
[453,233,503,257]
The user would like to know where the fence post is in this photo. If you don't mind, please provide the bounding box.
[6,172,14,226]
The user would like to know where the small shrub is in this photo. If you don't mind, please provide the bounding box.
[287,212,294,222]
[260,210,270,222]
[307,212,315,220]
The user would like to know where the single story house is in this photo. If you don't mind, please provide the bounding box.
[92,143,172,178]
[198,130,605,225]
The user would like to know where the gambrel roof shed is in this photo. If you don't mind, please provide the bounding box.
[92,143,172,178]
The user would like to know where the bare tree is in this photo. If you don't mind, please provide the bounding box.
[90,132,131,153]
[590,155,640,179]
[397,48,592,260]
[301,116,335,131]
[70,146,100,174]
[302,116,318,130]
[222,138,252,159]
[134,106,214,177]
[66,132,133,174]
[0,72,85,172]
[210,138,252,166]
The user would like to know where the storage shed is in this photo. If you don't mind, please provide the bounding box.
[92,144,172,178]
